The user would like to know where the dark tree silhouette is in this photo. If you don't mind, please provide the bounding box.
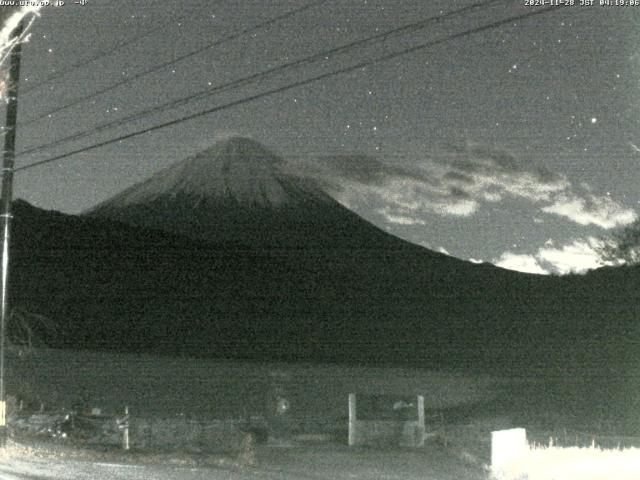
[598,220,640,265]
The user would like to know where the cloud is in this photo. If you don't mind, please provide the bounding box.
[296,145,558,222]
[439,143,569,202]
[325,172,480,223]
[493,252,549,275]
[291,141,635,230]
[536,237,608,275]
[315,155,423,186]
[442,145,634,230]
[542,194,637,229]
[377,206,426,225]
[494,237,614,275]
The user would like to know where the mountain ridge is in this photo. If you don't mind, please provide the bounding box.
[7,137,638,377]
[88,138,296,209]
[10,197,637,374]
[85,137,431,249]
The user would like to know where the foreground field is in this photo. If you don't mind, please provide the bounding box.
[1,347,515,478]
[4,347,509,424]
[3,347,635,479]
[0,439,489,480]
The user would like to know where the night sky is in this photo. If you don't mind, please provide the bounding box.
[4,0,640,274]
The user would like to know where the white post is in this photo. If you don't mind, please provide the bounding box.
[491,428,527,475]
[416,395,425,447]
[0,400,5,433]
[122,406,130,451]
[348,393,356,446]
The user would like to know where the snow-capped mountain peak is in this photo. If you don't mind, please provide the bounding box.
[85,137,388,246]
[100,137,297,209]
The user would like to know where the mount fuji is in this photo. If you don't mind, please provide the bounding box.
[86,137,397,248]
[6,137,638,378]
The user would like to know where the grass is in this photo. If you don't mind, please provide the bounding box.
[4,347,505,423]
[5,346,636,480]
[1,347,514,478]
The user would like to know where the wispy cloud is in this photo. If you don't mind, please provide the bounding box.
[377,206,426,225]
[439,143,569,203]
[292,141,636,230]
[493,252,549,275]
[536,237,608,275]
[494,237,613,275]
[303,158,479,225]
[541,194,637,229]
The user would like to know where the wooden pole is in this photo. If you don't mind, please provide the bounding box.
[416,395,425,447]
[0,20,24,447]
[348,393,356,446]
[122,406,130,450]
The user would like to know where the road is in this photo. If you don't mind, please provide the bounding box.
[0,457,294,480]
[0,440,488,479]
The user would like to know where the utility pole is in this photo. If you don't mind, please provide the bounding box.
[0,20,25,447]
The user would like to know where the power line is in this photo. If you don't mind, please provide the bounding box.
[17,0,506,157]
[20,0,329,126]
[15,5,561,174]
[21,3,204,95]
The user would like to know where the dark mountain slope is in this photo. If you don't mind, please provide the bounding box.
[3,137,634,377]
[10,198,637,376]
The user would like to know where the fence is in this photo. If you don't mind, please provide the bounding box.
[129,416,245,452]
[9,410,250,453]
[348,393,425,447]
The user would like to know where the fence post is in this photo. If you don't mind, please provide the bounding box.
[122,406,130,451]
[348,394,356,446]
[416,395,425,447]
